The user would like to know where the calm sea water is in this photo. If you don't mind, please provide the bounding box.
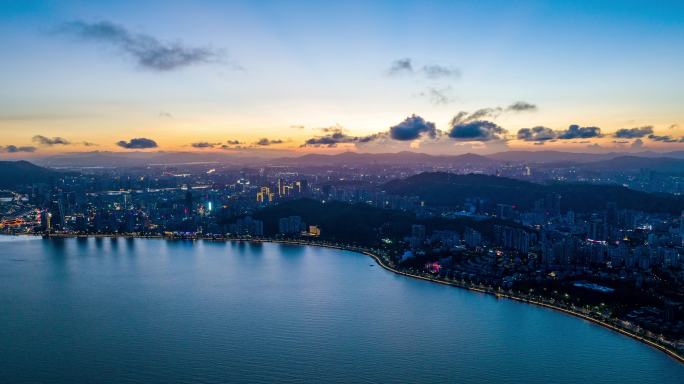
[1,237,683,383]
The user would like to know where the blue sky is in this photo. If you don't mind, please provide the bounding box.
[1,0,683,155]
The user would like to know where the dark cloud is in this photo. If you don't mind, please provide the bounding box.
[389,115,437,141]
[449,111,472,126]
[421,65,460,79]
[159,111,173,118]
[557,124,602,139]
[254,138,284,146]
[302,132,359,148]
[357,132,386,143]
[0,145,37,153]
[116,137,158,149]
[450,102,537,125]
[614,126,653,139]
[668,124,679,130]
[449,120,506,141]
[226,140,242,145]
[191,141,221,149]
[631,138,644,149]
[467,107,503,121]
[515,123,603,142]
[449,108,503,126]
[516,126,557,141]
[302,126,382,147]
[648,134,684,143]
[82,141,98,147]
[388,58,413,75]
[57,20,224,71]
[32,135,71,146]
[506,101,537,112]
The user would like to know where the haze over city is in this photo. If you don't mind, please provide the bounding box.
[1,0,683,158]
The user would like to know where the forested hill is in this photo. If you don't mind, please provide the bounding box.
[382,172,684,214]
[249,199,508,245]
[0,161,60,189]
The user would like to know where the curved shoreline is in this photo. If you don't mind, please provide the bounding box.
[30,233,684,364]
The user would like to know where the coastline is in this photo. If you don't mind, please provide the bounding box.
[24,233,684,364]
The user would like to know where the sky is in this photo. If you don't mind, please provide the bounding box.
[1,0,683,157]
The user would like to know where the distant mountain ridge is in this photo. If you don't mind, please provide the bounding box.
[13,149,684,170]
[32,151,267,168]
[270,151,498,167]
[487,150,684,163]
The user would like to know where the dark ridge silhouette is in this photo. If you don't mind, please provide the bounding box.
[382,172,684,214]
[0,160,61,188]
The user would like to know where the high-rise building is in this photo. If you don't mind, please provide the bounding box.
[277,178,286,197]
[40,210,51,232]
[257,187,275,203]
[464,228,482,248]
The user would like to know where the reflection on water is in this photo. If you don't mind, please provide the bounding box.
[0,237,682,384]
[0,234,41,242]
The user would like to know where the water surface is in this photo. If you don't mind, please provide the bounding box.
[1,237,682,383]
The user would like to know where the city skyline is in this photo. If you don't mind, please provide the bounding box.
[1,0,684,157]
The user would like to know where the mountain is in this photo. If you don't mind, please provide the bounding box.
[32,151,268,168]
[271,151,499,167]
[0,160,61,189]
[488,150,684,164]
[275,150,684,168]
[24,149,684,169]
[382,172,684,214]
